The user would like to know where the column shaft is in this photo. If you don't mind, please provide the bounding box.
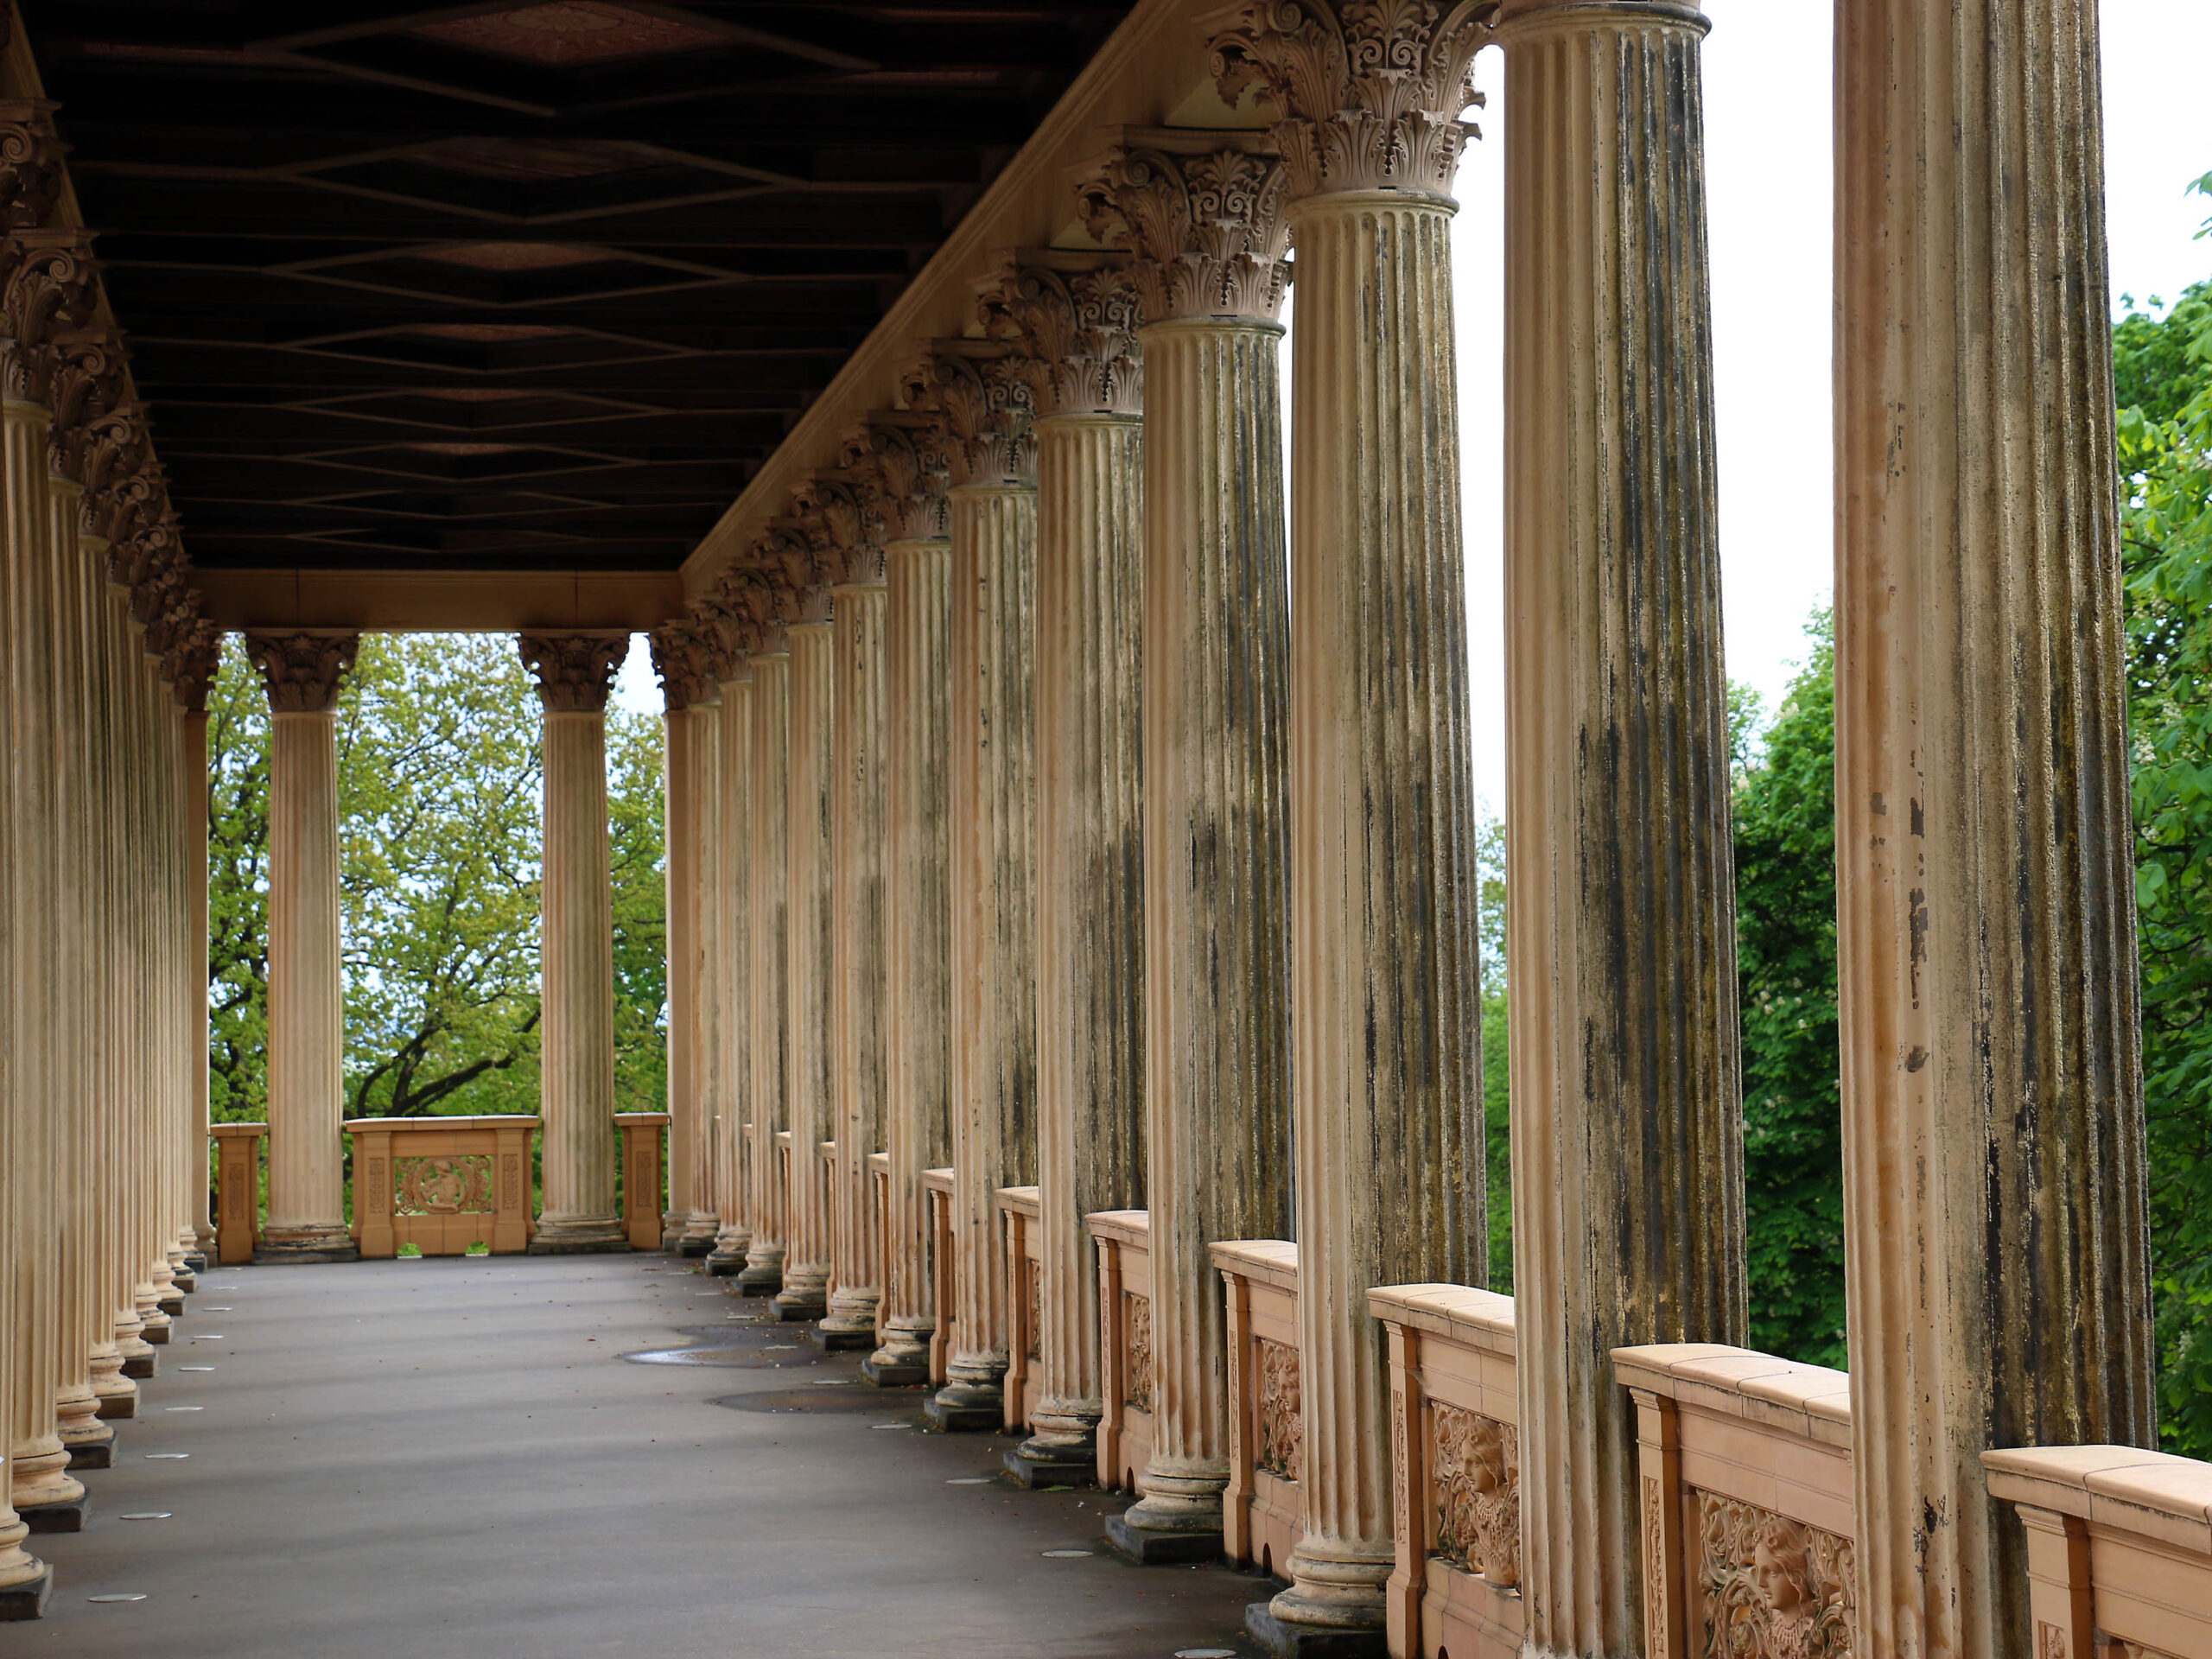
[1495,3,1747,1643]
[1020,413,1146,1472]
[1277,189,1485,1632]
[776,619,836,1318]
[1128,320,1294,1542]
[680,699,721,1249]
[868,537,953,1381]
[1836,1,2154,1649]
[533,706,625,1251]
[709,666,753,1272]
[741,649,791,1292]
[182,706,213,1260]
[823,581,890,1341]
[930,484,1039,1426]
[660,704,698,1250]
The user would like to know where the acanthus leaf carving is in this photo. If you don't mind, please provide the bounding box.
[46,327,130,485]
[164,618,223,712]
[976,251,1145,417]
[2,229,99,407]
[244,630,361,715]
[899,343,1035,488]
[647,621,716,713]
[517,632,629,714]
[0,99,64,235]
[842,413,950,543]
[1205,0,1491,201]
[792,470,885,586]
[1075,134,1291,325]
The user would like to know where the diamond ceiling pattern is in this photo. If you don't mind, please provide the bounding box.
[27,1,1131,572]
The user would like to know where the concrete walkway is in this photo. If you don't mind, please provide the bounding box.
[14,1255,1267,1659]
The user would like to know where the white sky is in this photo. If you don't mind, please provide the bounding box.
[615,0,2212,817]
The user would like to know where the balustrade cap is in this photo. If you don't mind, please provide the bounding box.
[995,1185,1041,1217]
[210,1122,268,1137]
[343,1115,542,1132]
[818,1140,836,1160]
[613,1113,671,1127]
[866,1151,891,1173]
[775,1129,793,1148]
[1367,1283,1516,1354]
[1084,1208,1148,1247]
[1612,1343,1853,1448]
[1985,1445,2212,1555]
[921,1166,955,1195]
[1211,1238,1298,1290]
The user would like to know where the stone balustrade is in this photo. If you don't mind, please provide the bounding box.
[1370,1283,1522,1658]
[210,1124,267,1267]
[921,1166,955,1386]
[346,1116,540,1259]
[1089,1209,1152,1496]
[1986,1445,2212,1657]
[997,1185,1042,1435]
[1612,1344,1857,1659]
[614,1112,668,1254]
[1215,1239,1301,1578]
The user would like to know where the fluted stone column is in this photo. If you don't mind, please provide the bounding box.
[1486,2,1756,1644]
[681,689,722,1253]
[1210,8,1491,1647]
[819,546,890,1348]
[1078,131,1296,1557]
[904,345,1039,1433]
[246,631,360,1264]
[776,600,836,1320]
[976,255,1148,1484]
[650,630,721,1255]
[741,637,792,1294]
[182,696,214,1265]
[849,414,953,1385]
[1836,4,2154,1652]
[521,633,629,1255]
[706,648,753,1275]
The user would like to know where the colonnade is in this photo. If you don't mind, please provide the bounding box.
[647,3,2154,1654]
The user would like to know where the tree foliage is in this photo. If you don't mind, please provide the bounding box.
[206,633,669,1124]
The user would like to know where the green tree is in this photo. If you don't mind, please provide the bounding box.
[207,633,271,1122]
[607,705,668,1111]
[1732,620,1847,1368]
[2114,199,2212,1457]
[1476,809,1511,1290]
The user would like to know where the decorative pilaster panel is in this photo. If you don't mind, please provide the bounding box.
[1489,3,1749,1648]
[870,535,954,1381]
[1835,3,2154,1654]
[776,611,836,1319]
[247,630,361,1263]
[931,482,1040,1425]
[520,632,628,1253]
[741,645,792,1292]
[1208,2,1488,1639]
[822,578,890,1340]
[1017,410,1146,1471]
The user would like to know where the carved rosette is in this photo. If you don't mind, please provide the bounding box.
[1431,1404,1519,1587]
[1256,1338,1303,1478]
[899,344,1035,488]
[1206,0,1491,202]
[1076,135,1291,324]
[976,253,1145,417]
[1694,1492,1857,1659]
[1124,1293,1154,1411]
[648,622,716,712]
[842,413,950,543]
[245,630,360,715]
[518,632,629,714]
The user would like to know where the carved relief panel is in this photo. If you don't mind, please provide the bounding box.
[396,1154,494,1217]
[1431,1403,1519,1587]
[1694,1492,1857,1659]
[1255,1337,1302,1479]
[1123,1292,1153,1411]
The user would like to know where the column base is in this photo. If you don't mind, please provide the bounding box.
[809,1322,875,1352]
[143,1321,172,1345]
[157,1294,185,1318]
[922,1384,1005,1433]
[0,1566,52,1622]
[1003,1441,1098,1489]
[526,1235,630,1255]
[17,1497,87,1536]
[183,1251,210,1274]
[1244,1605,1388,1659]
[120,1351,156,1381]
[1105,1512,1225,1566]
[861,1353,931,1388]
[63,1439,114,1472]
[172,1267,198,1293]
[735,1267,784,1297]
[254,1228,359,1264]
[93,1390,137,1422]
[703,1247,749,1276]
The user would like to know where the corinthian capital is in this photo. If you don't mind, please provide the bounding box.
[976,251,1145,417]
[1205,0,1491,201]
[518,632,629,714]
[165,619,223,714]
[899,342,1035,488]
[245,631,360,714]
[792,471,885,585]
[0,100,65,233]
[1074,131,1290,324]
[48,329,130,485]
[2,230,99,407]
[647,623,715,712]
[841,413,950,543]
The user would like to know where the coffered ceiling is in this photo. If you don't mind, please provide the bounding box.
[23,2,1131,577]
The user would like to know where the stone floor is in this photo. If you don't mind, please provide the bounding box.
[15,1253,1268,1658]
